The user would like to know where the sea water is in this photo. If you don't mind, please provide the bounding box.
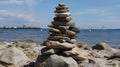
[0,29,120,48]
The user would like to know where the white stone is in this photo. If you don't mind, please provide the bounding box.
[0,47,29,66]
[55,12,71,17]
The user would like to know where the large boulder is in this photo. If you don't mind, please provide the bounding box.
[0,47,29,66]
[92,42,112,50]
[43,41,76,49]
[35,54,78,67]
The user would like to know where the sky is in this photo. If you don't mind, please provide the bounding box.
[0,0,120,29]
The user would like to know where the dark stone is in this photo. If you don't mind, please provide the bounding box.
[54,17,72,22]
[68,26,80,33]
[92,42,112,50]
[24,62,35,67]
[54,9,69,13]
[68,35,77,39]
[56,6,68,10]
[52,21,75,26]
[41,47,58,55]
[58,3,66,6]
[48,36,71,42]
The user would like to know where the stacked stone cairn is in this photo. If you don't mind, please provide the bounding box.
[35,3,80,67]
[42,3,80,60]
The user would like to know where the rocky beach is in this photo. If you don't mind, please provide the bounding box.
[0,40,120,67]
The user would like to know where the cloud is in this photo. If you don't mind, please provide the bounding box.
[101,16,120,23]
[0,0,24,5]
[25,0,43,12]
[25,0,36,7]
[76,8,109,16]
[0,10,40,23]
[25,0,36,12]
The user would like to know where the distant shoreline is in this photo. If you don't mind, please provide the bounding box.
[0,28,42,29]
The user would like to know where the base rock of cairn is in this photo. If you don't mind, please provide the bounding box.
[35,3,80,67]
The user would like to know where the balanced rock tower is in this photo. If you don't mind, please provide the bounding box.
[35,3,80,67]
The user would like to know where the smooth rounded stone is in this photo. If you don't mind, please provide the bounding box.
[49,28,61,33]
[54,9,69,13]
[66,30,76,36]
[64,47,80,56]
[48,36,71,42]
[35,54,78,67]
[55,12,71,17]
[68,26,80,33]
[41,47,56,55]
[43,41,76,49]
[0,47,29,66]
[65,30,77,39]
[69,39,77,44]
[56,6,68,10]
[72,49,90,61]
[52,21,75,26]
[92,42,112,50]
[54,17,72,22]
